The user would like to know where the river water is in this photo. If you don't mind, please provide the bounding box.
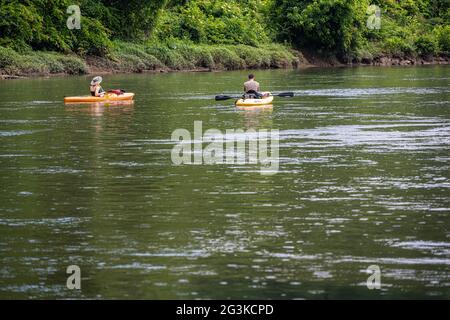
[0,66,449,299]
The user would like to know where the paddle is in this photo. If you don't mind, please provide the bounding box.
[215,92,294,101]
[215,95,239,101]
[276,92,294,97]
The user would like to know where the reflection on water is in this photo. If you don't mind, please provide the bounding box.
[0,66,449,299]
[65,101,135,117]
[237,105,273,129]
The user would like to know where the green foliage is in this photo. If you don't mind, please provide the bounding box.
[209,47,245,70]
[0,0,113,55]
[271,0,449,60]
[0,0,167,55]
[55,54,89,74]
[0,0,448,74]
[367,0,449,58]
[112,41,164,71]
[153,0,270,46]
[0,2,39,53]
[70,16,112,56]
[102,0,168,40]
[435,25,450,54]
[415,34,439,57]
[144,42,193,69]
[234,45,271,69]
[0,46,87,75]
[0,46,19,69]
[270,0,369,58]
[107,41,298,72]
[384,37,415,58]
[267,44,299,67]
[170,41,215,68]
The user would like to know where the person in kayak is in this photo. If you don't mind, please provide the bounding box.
[90,76,105,97]
[243,74,268,99]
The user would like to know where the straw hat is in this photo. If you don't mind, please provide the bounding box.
[90,76,102,86]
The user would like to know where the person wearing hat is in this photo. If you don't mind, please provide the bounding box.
[90,76,105,97]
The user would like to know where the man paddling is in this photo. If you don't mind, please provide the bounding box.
[243,74,268,99]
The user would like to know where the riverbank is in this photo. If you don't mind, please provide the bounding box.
[1,41,448,80]
[0,41,305,79]
[303,53,450,67]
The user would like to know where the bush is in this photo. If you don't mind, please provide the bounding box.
[112,42,164,70]
[145,43,193,70]
[115,54,147,72]
[266,45,298,68]
[108,0,167,40]
[0,0,165,55]
[384,37,415,58]
[71,17,113,56]
[35,53,65,73]
[0,46,86,75]
[354,48,373,63]
[234,45,265,69]
[144,43,172,68]
[415,34,439,57]
[209,47,245,70]
[0,47,47,74]
[270,0,369,58]
[0,46,19,69]
[57,55,87,74]
[435,26,450,55]
[10,55,47,74]
[153,0,270,46]
[173,43,215,69]
[352,42,383,63]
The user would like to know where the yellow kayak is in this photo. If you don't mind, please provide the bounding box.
[64,92,135,103]
[235,93,273,107]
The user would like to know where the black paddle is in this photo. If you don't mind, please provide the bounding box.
[215,92,294,101]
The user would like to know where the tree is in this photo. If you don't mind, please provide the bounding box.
[270,0,368,58]
[101,0,168,39]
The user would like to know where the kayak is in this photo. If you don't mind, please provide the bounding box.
[235,93,273,107]
[64,92,135,103]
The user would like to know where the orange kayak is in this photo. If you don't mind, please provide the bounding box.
[64,93,135,103]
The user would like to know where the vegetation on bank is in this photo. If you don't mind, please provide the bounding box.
[0,41,299,76]
[0,0,449,76]
[0,47,87,75]
[270,0,450,62]
[355,0,450,62]
[110,41,299,72]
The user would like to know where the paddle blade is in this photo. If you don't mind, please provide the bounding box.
[276,92,294,97]
[215,95,234,101]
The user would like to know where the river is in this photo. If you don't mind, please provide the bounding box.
[0,66,449,299]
